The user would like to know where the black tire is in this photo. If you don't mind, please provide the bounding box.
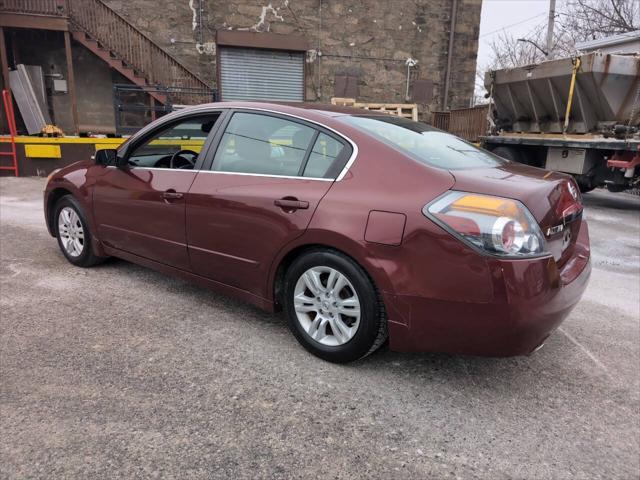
[492,146,524,163]
[577,183,596,194]
[606,183,626,193]
[574,174,596,193]
[283,249,387,363]
[53,195,105,267]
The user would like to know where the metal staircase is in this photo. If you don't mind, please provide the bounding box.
[0,0,212,104]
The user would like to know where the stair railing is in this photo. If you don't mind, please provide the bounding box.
[0,0,62,16]
[67,0,210,93]
[0,0,212,103]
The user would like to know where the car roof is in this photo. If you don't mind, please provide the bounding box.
[119,101,379,157]
[186,101,392,118]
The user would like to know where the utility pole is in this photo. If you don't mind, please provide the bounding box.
[546,0,556,58]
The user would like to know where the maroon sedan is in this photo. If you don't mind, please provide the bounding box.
[44,102,590,363]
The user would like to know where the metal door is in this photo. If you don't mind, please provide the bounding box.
[219,47,304,102]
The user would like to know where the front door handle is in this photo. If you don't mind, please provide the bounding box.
[162,190,184,200]
[274,198,309,211]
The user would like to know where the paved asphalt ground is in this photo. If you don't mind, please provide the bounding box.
[1,177,638,479]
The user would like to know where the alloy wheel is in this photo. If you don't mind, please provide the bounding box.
[58,207,85,258]
[293,266,361,346]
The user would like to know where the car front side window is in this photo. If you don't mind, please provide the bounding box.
[126,113,221,170]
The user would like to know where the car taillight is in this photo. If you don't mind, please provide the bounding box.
[423,191,547,258]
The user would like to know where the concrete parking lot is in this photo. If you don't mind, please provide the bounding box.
[1,176,638,479]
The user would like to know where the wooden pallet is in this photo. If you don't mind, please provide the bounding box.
[331,98,418,121]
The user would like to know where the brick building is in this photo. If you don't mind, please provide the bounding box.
[0,0,481,134]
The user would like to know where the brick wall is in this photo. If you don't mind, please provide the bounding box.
[102,0,481,113]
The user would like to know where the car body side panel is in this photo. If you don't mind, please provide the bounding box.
[186,173,333,297]
[93,167,197,271]
[101,243,274,311]
[301,123,473,303]
[266,125,463,314]
[269,226,399,297]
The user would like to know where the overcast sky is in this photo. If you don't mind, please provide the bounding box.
[476,0,554,95]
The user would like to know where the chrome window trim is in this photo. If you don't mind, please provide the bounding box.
[104,165,332,181]
[115,104,359,181]
[105,166,196,173]
[116,108,227,158]
[197,170,333,181]
[218,107,358,181]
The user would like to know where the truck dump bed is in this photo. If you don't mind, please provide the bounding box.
[485,53,639,134]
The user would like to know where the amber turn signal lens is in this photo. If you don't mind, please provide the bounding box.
[424,191,546,258]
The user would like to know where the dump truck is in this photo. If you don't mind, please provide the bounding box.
[482,51,639,193]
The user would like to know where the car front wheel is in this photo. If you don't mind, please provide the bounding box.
[284,249,387,363]
[54,195,105,267]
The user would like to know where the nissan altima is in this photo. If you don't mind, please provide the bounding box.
[44,102,591,363]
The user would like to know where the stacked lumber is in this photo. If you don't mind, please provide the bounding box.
[331,98,418,121]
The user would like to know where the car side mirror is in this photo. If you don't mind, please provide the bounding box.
[94,148,118,167]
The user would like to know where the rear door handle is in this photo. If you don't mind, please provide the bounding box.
[274,198,309,210]
[162,190,184,200]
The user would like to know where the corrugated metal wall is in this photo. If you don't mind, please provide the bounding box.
[219,47,304,102]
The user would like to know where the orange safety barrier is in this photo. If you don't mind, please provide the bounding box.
[0,89,19,177]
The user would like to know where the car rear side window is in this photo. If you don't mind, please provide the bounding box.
[303,133,346,178]
[212,112,315,176]
[343,115,506,170]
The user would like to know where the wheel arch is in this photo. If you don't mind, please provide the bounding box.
[269,233,394,311]
[273,243,325,309]
[46,187,74,237]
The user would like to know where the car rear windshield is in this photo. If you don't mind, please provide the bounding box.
[342,115,506,170]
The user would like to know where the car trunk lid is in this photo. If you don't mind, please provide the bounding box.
[450,162,583,265]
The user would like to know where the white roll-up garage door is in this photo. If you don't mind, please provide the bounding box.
[219,47,304,102]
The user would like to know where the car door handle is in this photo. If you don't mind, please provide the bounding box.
[274,198,309,210]
[162,190,184,200]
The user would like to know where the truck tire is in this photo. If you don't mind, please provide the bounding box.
[492,146,524,163]
[606,184,626,193]
[575,175,596,193]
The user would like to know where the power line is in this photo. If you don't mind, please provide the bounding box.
[479,12,548,39]
[519,17,549,41]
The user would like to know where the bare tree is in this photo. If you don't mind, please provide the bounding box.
[472,0,638,104]
[486,0,639,70]
[487,24,549,70]
[473,24,548,104]
[561,0,639,38]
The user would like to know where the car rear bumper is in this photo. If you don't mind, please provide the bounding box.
[385,221,591,357]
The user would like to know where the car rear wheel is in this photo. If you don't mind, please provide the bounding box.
[283,249,387,363]
[54,195,105,267]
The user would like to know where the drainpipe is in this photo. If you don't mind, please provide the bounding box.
[317,0,323,101]
[442,0,458,110]
[405,57,418,101]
